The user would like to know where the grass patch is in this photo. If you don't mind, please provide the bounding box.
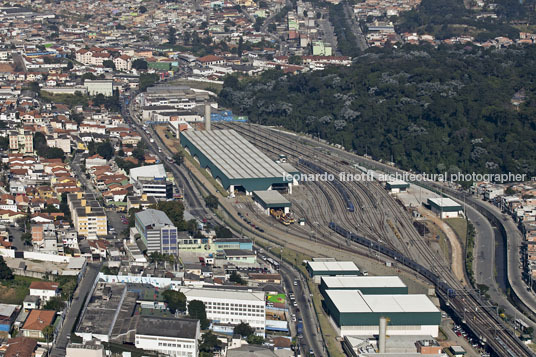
[0,276,42,304]
[308,280,345,357]
[446,218,476,286]
[423,221,451,262]
[39,91,89,108]
[445,218,468,246]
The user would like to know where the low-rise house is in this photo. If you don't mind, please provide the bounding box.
[29,281,60,302]
[21,309,56,339]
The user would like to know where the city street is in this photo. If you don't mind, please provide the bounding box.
[262,246,324,356]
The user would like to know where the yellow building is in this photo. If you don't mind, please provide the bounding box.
[67,192,107,238]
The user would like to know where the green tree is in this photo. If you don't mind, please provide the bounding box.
[204,195,219,209]
[173,150,185,166]
[229,271,246,285]
[139,73,159,92]
[233,322,254,337]
[44,296,66,311]
[188,300,210,329]
[139,5,147,13]
[103,60,115,70]
[132,58,148,70]
[0,136,8,150]
[128,208,141,228]
[215,226,232,238]
[247,334,264,345]
[200,331,221,354]
[132,141,146,162]
[153,201,186,229]
[21,232,32,246]
[162,290,187,313]
[0,256,13,280]
[168,26,177,45]
[42,147,65,160]
[288,55,303,65]
[82,72,97,81]
[237,37,244,57]
[96,141,114,160]
[42,325,54,346]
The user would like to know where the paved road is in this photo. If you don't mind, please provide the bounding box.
[469,198,536,317]
[342,2,368,51]
[71,153,101,198]
[265,248,324,357]
[50,263,101,356]
[8,226,24,251]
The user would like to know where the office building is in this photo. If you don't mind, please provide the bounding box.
[130,164,173,199]
[180,287,266,336]
[135,209,178,254]
[135,316,200,357]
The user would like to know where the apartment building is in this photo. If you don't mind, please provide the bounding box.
[67,192,107,238]
[9,129,33,153]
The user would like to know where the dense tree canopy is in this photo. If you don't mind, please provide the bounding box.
[162,289,187,313]
[219,45,536,178]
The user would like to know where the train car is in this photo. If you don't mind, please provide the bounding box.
[328,222,454,295]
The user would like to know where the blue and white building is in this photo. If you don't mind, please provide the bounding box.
[135,209,178,254]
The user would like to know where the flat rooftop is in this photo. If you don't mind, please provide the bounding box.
[180,287,265,303]
[135,209,173,228]
[428,197,462,208]
[326,290,439,314]
[253,190,291,206]
[307,261,359,272]
[76,282,129,337]
[136,316,198,339]
[130,164,166,180]
[181,129,288,180]
[321,276,406,289]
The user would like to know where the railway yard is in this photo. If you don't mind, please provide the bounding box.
[211,122,535,357]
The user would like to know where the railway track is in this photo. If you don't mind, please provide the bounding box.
[216,122,534,357]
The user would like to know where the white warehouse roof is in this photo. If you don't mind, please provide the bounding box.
[326,290,439,314]
[307,261,359,272]
[130,164,166,181]
[321,276,406,289]
[181,129,288,179]
[428,197,462,208]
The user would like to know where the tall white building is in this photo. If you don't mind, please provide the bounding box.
[180,287,266,336]
[135,316,200,357]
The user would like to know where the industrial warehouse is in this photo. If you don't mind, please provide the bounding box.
[319,276,409,295]
[180,129,294,195]
[323,289,441,337]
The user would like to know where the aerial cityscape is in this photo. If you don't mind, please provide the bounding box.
[0,0,536,356]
